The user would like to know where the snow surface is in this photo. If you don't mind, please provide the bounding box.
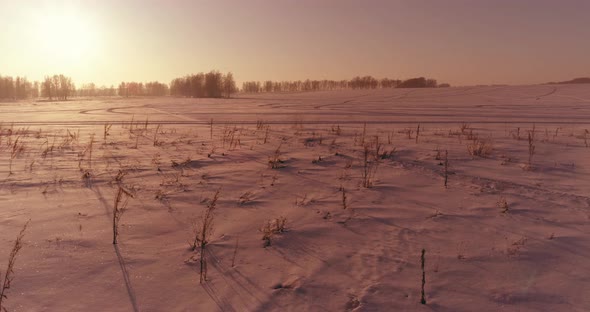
[1,84,590,311]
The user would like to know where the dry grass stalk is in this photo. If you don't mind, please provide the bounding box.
[56,129,76,150]
[372,136,383,160]
[268,143,284,169]
[113,170,127,185]
[222,125,241,150]
[113,186,134,244]
[387,131,394,144]
[361,123,367,146]
[191,189,221,283]
[87,134,95,169]
[513,127,521,140]
[129,115,135,132]
[527,129,536,168]
[444,150,449,188]
[132,133,139,149]
[231,238,239,268]
[103,123,112,144]
[263,126,270,144]
[27,160,35,173]
[0,220,30,312]
[460,122,470,134]
[40,138,51,159]
[260,221,273,247]
[153,124,162,146]
[8,137,25,175]
[361,145,379,188]
[77,135,95,171]
[332,124,342,135]
[209,118,213,140]
[420,249,426,305]
[77,147,87,171]
[466,129,478,141]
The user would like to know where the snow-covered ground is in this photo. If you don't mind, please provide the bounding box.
[1,84,590,311]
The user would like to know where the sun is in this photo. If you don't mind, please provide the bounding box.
[33,7,100,66]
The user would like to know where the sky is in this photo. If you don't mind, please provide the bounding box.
[0,0,589,87]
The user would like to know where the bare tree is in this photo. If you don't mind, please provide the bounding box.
[223,72,237,98]
[42,76,53,100]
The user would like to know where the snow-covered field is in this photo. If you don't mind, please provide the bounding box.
[1,84,590,311]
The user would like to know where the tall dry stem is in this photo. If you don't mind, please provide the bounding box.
[191,189,221,283]
[113,187,133,244]
[361,145,378,188]
[103,123,112,144]
[527,130,536,168]
[444,150,449,188]
[0,220,30,311]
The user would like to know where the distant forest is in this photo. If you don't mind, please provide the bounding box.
[242,76,447,93]
[547,77,590,85]
[0,72,448,100]
[169,71,237,98]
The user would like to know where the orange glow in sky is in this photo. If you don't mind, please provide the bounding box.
[1,0,589,86]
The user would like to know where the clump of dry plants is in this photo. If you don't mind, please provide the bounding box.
[260,216,287,247]
[467,137,493,157]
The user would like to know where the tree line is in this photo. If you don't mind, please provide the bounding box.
[1,74,174,100]
[2,74,85,100]
[242,76,449,93]
[78,84,117,97]
[2,72,450,100]
[547,77,590,85]
[41,75,75,100]
[0,76,40,99]
[170,71,237,98]
[78,81,170,97]
[117,81,169,97]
